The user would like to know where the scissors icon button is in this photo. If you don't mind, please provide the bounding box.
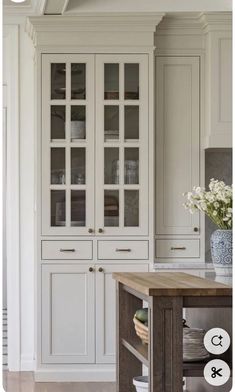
[204,360,231,386]
[211,366,223,378]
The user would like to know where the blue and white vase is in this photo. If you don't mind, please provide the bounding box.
[210,229,232,276]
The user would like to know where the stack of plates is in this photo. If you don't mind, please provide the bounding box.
[183,328,210,362]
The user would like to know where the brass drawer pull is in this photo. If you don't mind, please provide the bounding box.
[170,247,186,251]
[60,248,76,252]
[116,248,131,252]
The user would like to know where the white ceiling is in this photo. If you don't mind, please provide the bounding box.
[3,0,31,6]
[3,0,232,16]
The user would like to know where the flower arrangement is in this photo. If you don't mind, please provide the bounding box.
[183,179,232,229]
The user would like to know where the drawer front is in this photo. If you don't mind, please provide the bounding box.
[42,241,93,260]
[156,239,200,258]
[98,241,149,260]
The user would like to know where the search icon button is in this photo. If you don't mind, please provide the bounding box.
[204,328,230,355]
[211,335,223,347]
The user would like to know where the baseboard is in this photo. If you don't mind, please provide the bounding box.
[21,355,35,371]
[34,366,116,382]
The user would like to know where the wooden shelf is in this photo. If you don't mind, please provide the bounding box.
[122,338,148,367]
[121,337,233,378]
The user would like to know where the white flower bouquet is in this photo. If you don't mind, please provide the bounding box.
[183,179,232,229]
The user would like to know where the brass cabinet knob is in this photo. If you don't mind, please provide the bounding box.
[88,228,93,233]
[98,267,104,273]
[194,227,199,232]
[98,228,103,233]
[89,267,94,272]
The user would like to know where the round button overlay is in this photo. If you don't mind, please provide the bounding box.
[204,328,230,355]
[204,359,231,386]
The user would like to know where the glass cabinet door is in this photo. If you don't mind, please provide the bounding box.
[42,54,95,235]
[96,55,149,235]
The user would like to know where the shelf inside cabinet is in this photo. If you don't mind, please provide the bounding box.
[121,338,148,367]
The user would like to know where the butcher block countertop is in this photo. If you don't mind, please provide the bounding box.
[113,272,232,297]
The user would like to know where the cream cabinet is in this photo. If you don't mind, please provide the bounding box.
[203,15,232,148]
[42,53,149,237]
[41,263,148,365]
[42,54,95,236]
[41,264,95,364]
[155,56,200,237]
[155,56,202,263]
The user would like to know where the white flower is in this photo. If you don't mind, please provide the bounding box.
[187,192,193,200]
[205,192,215,203]
[200,202,207,211]
[183,179,232,229]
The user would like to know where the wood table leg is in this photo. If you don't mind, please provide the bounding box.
[116,283,142,392]
[149,296,183,392]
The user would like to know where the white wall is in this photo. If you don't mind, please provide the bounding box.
[19,23,35,370]
[3,19,35,370]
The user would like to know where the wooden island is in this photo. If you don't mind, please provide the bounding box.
[113,272,232,392]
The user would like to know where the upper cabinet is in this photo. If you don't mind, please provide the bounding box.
[42,54,95,236]
[95,55,149,236]
[42,53,149,236]
[156,57,200,236]
[203,13,232,148]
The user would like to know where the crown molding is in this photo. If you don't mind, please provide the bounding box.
[200,12,232,33]
[26,13,165,47]
[156,12,205,36]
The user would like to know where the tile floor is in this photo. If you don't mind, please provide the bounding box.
[3,372,116,392]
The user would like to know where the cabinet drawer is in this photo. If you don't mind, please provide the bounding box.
[156,239,200,258]
[42,241,93,260]
[98,241,149,260]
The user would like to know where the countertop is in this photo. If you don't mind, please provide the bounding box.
[113,272,232,297]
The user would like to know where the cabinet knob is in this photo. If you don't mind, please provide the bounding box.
[89,267,94,272]
[98,267,104,273]
[88,228,93,233]
[194,227,199,232]
[98,228,103,233]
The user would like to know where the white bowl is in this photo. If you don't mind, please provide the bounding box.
[133,376,148,392]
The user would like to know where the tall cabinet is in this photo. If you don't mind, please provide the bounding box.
[155,56,201,262]
[27,14,164,381]
[42,54,149,236]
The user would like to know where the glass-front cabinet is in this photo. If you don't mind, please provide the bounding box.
[42,54,148,235]
[96,55,148,235]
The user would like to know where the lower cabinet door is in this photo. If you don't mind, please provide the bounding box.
[41,264,95,363]
[95,263,149,364]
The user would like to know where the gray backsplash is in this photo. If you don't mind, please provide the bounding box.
[205,149,232,262]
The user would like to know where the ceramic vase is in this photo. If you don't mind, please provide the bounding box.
[210,229,232,276]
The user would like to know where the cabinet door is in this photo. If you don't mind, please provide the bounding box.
[156,57,200,236]
[96,55,149,236]
[205,31,232,147]
[42,54,95,235]
[95,263,148,363]
[41,264,95,363]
